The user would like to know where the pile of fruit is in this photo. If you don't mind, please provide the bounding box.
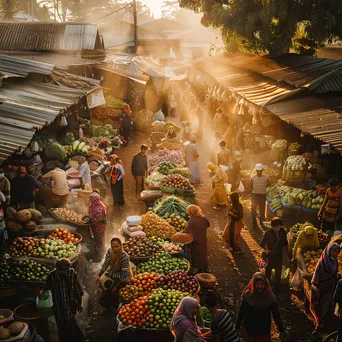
[318,231,330,245]
[123,237,163,259]
[52,208,88,224]
[151,121,166,132]
[169,167,191,179]
[166,215,187,232]
[46,228,80,244]
[66,140,91,157]
[0,260,50,283]
[163,242,183,254]
[304,249,322,274]
[160,175,194,191]
[268,198,283,211]
[6,208,42,235]
[156,162,177,175]
[118,289,187,329]
[281,187,323,209]
[8,237,77,259]
[171,232,193,244]
[162,271,199,294]
[120,272,163,302]
[140,213,176,239]
[148,150,185,170]
[151,131,165,143]
[152,196,190,221]
[136,252,189,275]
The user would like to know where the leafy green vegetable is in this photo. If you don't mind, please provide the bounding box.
[44,141,66,162]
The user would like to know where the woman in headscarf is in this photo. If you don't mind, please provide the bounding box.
[170,297,204,342]
[95,237,131,309]
[184,205,210,272]
[121,104,132,142]
[236,272,284,342]
[166,126,177,140]
[210,131,222,164]
[310,242,340,335]
[109,154,125,210]
[88,191,107,259]
[182,125,191,143]
[207,162,228,210]
[223,192,244,253]
[291,225,320,261]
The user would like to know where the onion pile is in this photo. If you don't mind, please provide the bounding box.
[160,175,194,191]
[161,271,199,294]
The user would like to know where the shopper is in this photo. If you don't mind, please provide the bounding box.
[41,258,84,342]
[213,108,223,132]
[223,192,244,253]
[184,136,201,185]
[0,168,10,212]
[260,217,290,295]
[311,243,340,335]
[236,127,245,152]
[333,276,342,341]
[95,237,131,308]
[228,159,242,192]
[110,155,125,209]
[131,144,148,198]
[11,166,41,209]
[79,155,93,190]
[207,162,228,210]
[121,104,132,142]
[211,132,222,164]
[170,297,204,342]
[236,272,285,342]
[318,178,342,232]
[203,290,240,342]
[291,225,319,261]
[182,125,192,143]
[184,205,210,273]
[251,163,270,229]
[216,140,230,168]
[42,167,69,208]
[89,191,107,259]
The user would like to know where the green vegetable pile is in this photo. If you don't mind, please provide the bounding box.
[169,167,191,179]
[151,196,190,221]
[157,162,177,175]
[0,260,50,283]
[136,252,189,275]
[58,132,75,146]
[269,198,283,211]
[43,141,66,162]
[105,96,125,109]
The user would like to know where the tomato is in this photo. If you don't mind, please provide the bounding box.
[138,322,142,327]
[132,322,137,327]
[128,320,132,325]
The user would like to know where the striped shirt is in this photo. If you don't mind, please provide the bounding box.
[251,174,270,194]
[211,309,240,342]
[98,249,131,283]
[47,268,84,322]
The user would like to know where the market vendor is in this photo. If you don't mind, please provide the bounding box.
[79,155,93,190]
[292,226,320,261]
[165,126,177,140]
[318,178,342,232]
[0,168,10,211]
[131,144,148,198]
[11,166,41,209]
[95,237,131,309]
[42,167,69,209]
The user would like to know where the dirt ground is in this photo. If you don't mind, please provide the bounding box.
[82,128,315,342]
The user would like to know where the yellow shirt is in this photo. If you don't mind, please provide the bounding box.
[43,168,69,196]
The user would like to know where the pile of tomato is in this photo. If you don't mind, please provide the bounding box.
[47,228,79,244]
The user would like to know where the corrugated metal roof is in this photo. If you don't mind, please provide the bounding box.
[0,81,86,163]
[0,23,103,51]
[266,96,342,153]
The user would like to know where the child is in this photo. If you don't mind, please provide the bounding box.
[98,279,117,311]
[223,192,244,253]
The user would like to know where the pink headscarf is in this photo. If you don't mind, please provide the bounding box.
[89,192,107,225]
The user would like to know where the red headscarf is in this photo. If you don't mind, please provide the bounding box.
[124,104,131,117]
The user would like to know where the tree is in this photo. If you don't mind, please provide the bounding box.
[179,0,342,56]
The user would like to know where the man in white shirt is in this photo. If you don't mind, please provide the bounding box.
[42,167,69,208]
[79,155,93,190]
[251,163,270,229]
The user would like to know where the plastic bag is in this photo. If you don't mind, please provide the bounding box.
[237,181,245,193]
[36,290,53,309]
[291,269,303,291]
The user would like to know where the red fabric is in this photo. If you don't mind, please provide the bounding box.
[222,216,244,250]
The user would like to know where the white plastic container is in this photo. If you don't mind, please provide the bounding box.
[126,216,141,227]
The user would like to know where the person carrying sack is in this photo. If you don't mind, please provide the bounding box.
[110,154,125,210]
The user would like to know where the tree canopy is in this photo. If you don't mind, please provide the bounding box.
[178,0,342,56]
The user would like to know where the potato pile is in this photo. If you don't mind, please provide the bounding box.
[163,242,182,254]
[304,249,322,274]
[166,214,187,232]
[52,208,88,224]
[6,208,42,235]
[160,175,194,191]
[140,213,176,239]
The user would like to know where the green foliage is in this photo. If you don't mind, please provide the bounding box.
[179,0,342,56]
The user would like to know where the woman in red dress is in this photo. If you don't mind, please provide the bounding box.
[184,205,210,273]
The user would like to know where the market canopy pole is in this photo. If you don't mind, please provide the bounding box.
[133,0,137,54]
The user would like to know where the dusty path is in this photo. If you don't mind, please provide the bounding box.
[84,129,314,342]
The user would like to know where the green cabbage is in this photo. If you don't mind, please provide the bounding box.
[44,141,66,162]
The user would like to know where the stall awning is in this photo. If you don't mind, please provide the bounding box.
[0,81,87,163]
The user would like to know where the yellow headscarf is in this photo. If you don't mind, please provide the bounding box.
[206,162,218,173]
